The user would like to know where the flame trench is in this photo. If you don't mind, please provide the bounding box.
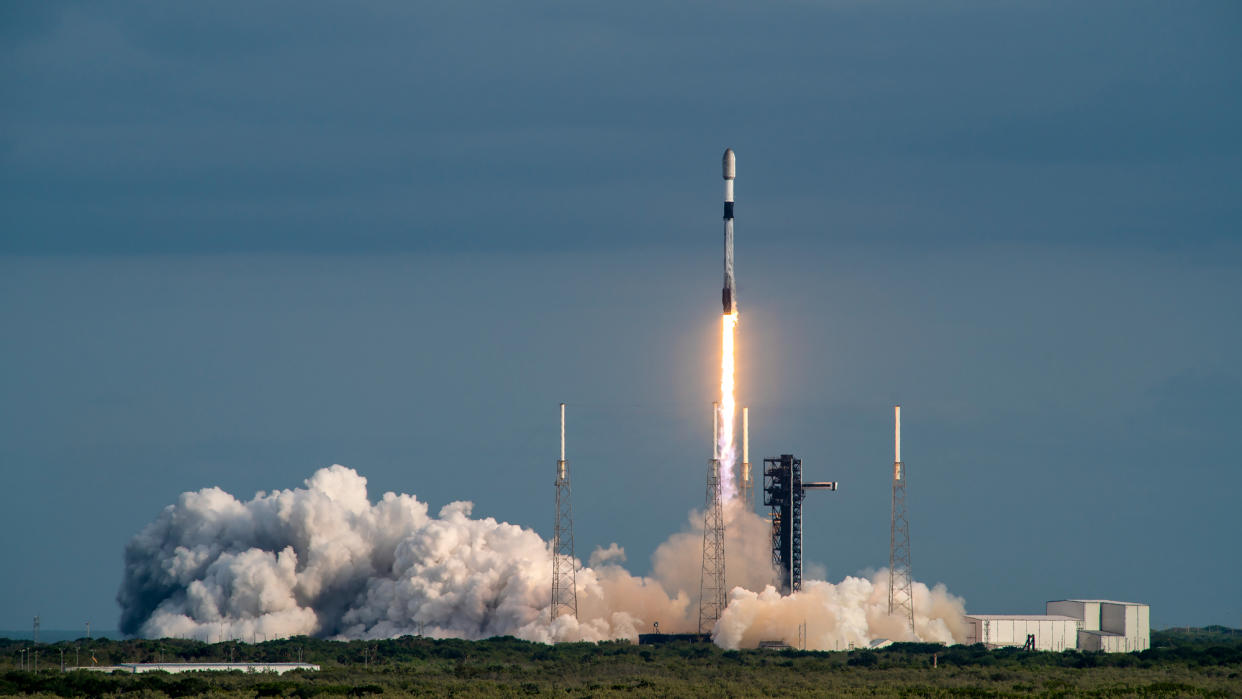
[718,312,738,501]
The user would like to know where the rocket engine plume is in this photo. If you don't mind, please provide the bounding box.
[718,312,738,500]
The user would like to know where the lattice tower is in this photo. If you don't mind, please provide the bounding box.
[699,403,727,634]
[888,405,915,636]
[551,402,577,621]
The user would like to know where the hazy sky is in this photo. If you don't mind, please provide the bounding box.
[2,1,1240,632]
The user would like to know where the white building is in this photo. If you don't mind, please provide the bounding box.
[963,614,1080,651]
[1047,599,1150,652]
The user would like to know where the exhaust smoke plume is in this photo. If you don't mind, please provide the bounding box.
[118,465,966,648]
[714,573,968,650]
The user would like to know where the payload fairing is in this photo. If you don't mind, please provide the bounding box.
[722,148,736,315]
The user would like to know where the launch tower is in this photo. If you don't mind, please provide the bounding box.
[763,455,837,594]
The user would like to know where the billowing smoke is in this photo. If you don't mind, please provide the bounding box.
[714,573,967,650]
[118,465,965,648]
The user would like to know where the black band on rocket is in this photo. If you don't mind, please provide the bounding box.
[724,202,734,219]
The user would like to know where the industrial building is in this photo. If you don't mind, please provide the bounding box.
[1047,599,1150,652]
[965,599,1149,652]
[963,614,1080,651]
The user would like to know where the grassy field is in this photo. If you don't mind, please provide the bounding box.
[1,627,1238,697]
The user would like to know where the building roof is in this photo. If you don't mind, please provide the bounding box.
[1050,599,1145,606]
[965,614,1079,621]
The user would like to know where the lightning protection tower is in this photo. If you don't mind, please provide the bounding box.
[888,405,915,636]
[699,402,727,634]
[551,402,577,621]
[739,407,753,510]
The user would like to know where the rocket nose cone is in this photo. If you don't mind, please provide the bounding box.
[722,148,736,180]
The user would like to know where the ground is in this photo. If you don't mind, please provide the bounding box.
[1,627,1238,697]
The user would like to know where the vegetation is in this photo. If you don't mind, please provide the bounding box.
[0,627,1238,697]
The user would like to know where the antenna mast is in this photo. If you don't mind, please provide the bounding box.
[740,407,753,509]
[551,402,577,621]
[888,405,915,636]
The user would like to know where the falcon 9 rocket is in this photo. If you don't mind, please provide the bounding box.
[722,148,736,314]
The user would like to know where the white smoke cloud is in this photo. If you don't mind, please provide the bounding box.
[588,543,626,567]
[118,465,966,647]
[712,572,968,651]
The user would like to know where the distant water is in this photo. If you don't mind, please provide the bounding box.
[0,630,122,643]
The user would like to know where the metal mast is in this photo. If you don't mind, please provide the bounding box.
[699,402,727,634]
[888,405,915,636]
[551,402,577,621]
[740,407,753,510]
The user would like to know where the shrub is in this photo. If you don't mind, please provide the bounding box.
[847,651,877,667]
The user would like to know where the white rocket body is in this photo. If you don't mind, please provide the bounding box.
[722,148,736,314]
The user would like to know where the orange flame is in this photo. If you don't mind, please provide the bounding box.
[718,312,738,499]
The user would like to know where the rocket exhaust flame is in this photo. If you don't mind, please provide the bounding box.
[718,312,738,501]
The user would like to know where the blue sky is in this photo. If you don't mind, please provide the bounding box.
[1,1,1240,632]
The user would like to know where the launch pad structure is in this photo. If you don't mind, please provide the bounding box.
[763,455,837,595]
